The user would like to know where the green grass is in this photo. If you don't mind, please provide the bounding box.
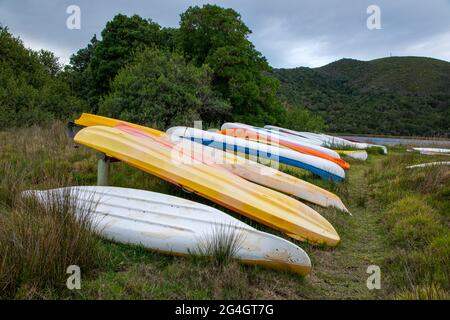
[366,149,449,298]
[0,179,102,299]
[0,123,448,299]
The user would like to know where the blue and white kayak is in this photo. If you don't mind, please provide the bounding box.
[166,126,346,181]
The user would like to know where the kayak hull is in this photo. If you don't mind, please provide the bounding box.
[221,123,341,158]
[167,126,345,182]
[74,126,340,246]
[74,114,349,212]
[25,186,312,275]
[118,124,349,212]
[335,150,368,161]
[265,125,388,154]
[406,161,450,169]
[219,126,350,170]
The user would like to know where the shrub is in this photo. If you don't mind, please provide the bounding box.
[192,224,245,267]
[384,196,430,226]
[98,48,231,129]
[391,213,442,248]
[282,105,326,132]
[0,26,87,128]
[0,189,102,298]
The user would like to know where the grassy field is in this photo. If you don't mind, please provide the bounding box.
[0,123,448,299]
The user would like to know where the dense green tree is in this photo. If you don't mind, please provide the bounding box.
[66,15,179,111]
[62,35,98,108]
[282,105,326,132]
[178,5,251,65]
[35,49,62,76]
[69,35,98,73]
[160,27,178,52]
[98,48,231,129]
[0,26,86,128]
[89,14,163,95]
[178,5,286,125]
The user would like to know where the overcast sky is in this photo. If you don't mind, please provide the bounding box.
[1,0,449,68]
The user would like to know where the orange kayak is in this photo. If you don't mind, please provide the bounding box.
[220,128,350,170]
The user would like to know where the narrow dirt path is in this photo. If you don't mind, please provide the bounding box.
[301,156,391,299]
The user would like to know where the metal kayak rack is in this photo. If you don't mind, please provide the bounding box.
[67,121,118,186]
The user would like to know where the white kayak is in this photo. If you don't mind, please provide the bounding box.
[411,147,450,154]
[265,125,388,154]
[335,150,368,161]
[406,161,450,169]
[264,125,332,146]
[220,122,341,159]
[24,186,312,275]
[167,126,346,182]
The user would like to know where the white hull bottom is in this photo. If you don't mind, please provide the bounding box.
[24,186,312,274]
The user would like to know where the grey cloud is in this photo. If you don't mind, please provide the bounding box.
[0,0,449,67]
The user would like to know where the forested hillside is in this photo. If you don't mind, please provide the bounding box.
[275,57,450,137]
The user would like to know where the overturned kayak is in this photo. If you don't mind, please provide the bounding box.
[220,124,349,170]
[265,125,388,154]
[167,126,345,181]
[74,125,340,245]
[406,161,450,169]
[263,126,325,146]
[25,186,312,275]
[335,150,368,161]
[118,124,350,213]
[221,123,341,158]
[74,114,349,212]
[411,147,450,155]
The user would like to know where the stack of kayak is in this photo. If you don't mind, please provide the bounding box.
[166,126,346,182]
[27,114,387,276]
[264,125,388,155]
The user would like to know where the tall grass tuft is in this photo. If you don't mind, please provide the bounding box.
[193,224,245,268]
[396,284,450,300]
[0,187,102,298]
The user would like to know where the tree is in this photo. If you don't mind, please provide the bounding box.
[178,5,251,65]
[62,35,98,108]
[178,5,286,125]
[282,105,326,132]
[69,35,98,73]
[89,14,163,95]
[98,48,230,129]
[160,27,178,52]
[0,26,86,128]
[35,49,62,76]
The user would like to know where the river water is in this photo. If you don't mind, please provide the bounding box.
[339,136,450,147]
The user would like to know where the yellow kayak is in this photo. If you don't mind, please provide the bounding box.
[74,125,340,246]
[75,113,349,212]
